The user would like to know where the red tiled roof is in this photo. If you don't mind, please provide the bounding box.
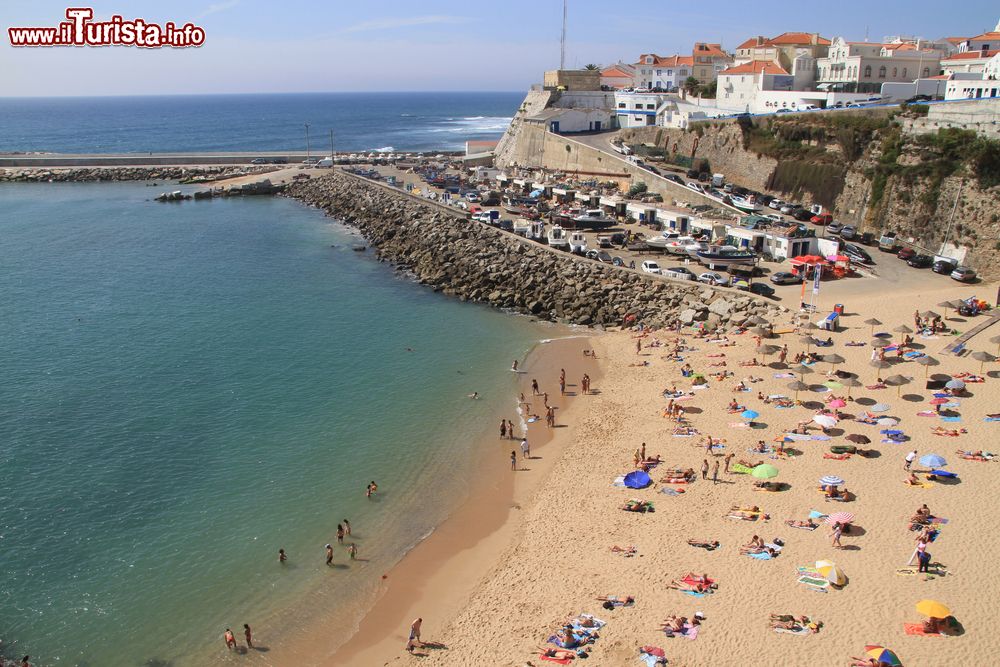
[944,37,967,45]
[720,61,789,75]
[634,54,694,67]
[693,42,730,58]
[766,32,830,46]
[736,37,763,50]
[968,31,1000,41]
[601,66,633,77]
[942,49,999,61]
[925,74,952,79]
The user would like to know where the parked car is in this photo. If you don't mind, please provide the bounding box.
[640,260,662,275]
[585,249,600,260]
[779,203,799,214]
[748,282,776,297]
[302,157,320,164]
[596,251,613,264]
[251,157,269,164]
[897,247,917,261]
[932,258,958,275]
[907,254,933,268]
[827,222,844,235]
[842,244,873,264]
[464,192,480,202]
[698,271,724,285]
[686,182,704,193]
[665,173,684,184]
[840,225,857,240]
[858,231,875,245]
[612,256,626,267]
[763,214,784,223]
[664,266,696,281]
[906,94,932,104]
[769,199,785,210]
[951,266,977,282]
[770,271,802,285]
[793,209,814,222]
[775,108,792,114]
[811,213,833,225]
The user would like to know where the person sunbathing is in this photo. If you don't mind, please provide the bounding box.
[687,539,720,550]
[707,352,726,358]
[931,426,967,436]
[956,449,991,460]
[666,579,712,593]
[770,615,808,630]
[922,616,944,634]
[739,358,760,367]
[673,426,699,436]
[659,616,689,634]
[709,360,727,367]
[754,481,781,491]
[752,440,768,453]
[621,500,651,512]
[727,399,743,412]
[905,472,921,486]
[537,646,577,660]
[661,470,694,483]
[610,545,637,555]
[848,658,880,667]
[733,380,748,392]
[785,519,817,529]
[738,458,764,468]
[569,615,600,628]
[596,595,634,606]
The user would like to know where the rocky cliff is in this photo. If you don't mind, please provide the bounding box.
[618,110,1000,275]
[285,172,784,328]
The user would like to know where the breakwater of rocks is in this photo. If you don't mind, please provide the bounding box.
[0,166,274,184]
[287,172,787,328]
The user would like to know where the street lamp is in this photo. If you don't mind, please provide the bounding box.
[304,123,311,160]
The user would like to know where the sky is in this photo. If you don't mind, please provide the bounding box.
[1,0,997,96]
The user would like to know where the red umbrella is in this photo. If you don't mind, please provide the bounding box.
[929,397,949,405]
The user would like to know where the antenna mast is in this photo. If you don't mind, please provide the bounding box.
[560,0,567,69]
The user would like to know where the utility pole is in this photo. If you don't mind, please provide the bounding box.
[329,129,334,160]
[305,123,311,159]
[560,0,567,70]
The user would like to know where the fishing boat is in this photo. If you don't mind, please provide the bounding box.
[569,209,617,230]
[547,224,570,249]
[568,231,588,254]
[644,232,684,251]
[727,195,762,213]
[663,235,698,255]
[528,220,546,242]
[696,245,757,268]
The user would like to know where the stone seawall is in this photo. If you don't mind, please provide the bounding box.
[286,172,786,328]
[0,165,272,183]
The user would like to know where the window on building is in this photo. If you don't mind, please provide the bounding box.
[864,65,871,78]
[618,103,626,108]
[667,69,673,76]
[680,69,688,76]
[923,67,930,77]
[878,66,886,78]
[902,67,907,78]
[892,67,898,77]
[646,104,655,109]
[635,104,642,109]
[645,57,653,64]
[656,69,662,75]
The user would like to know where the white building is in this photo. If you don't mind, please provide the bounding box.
[941,49,999,74]
[525,108,612,133]
[943,52,1000,100]
[632,54,695,91]
[816,37,944,94]
[955,20,1000,53]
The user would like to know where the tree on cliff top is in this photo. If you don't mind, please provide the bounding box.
[584,64,600,70]
[683,76,701,97]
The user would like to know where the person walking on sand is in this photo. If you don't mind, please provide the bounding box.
[508,419,516,439]
[531,379,540,395]
[831,522,843,549]
[500,419,507,439]
[511,450,517,471]
[904,450,917,471]
[778,344,788,364]
[406,617,423,652]
[337,524,345,544]
[343,519,351,536]
[244,624,253,649]
[712,460,719,484]
[724,452,734,474]
[705,436,714,456]
[326,544,334,566]
[636,339,642,355]
[520,437,530,459]
[701,459,709,480]
[278,548,287,563]
[224,629,237,650]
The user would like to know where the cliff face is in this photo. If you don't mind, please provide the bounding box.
[618,112,1000,276]
[285,172,784,328]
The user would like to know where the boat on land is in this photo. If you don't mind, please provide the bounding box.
[696,245,757,268]
[568,209,618,230]
[547,224,570,249]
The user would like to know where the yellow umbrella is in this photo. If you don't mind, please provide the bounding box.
[815,560,846,586]
[915,599,951,619]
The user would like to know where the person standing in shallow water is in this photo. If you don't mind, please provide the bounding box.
[500,419,507,439]
[367,481,377,498]
[278,548,287,563]
[244,624,253,649]
[337,524,345,544]
[343,519,351,536]
[224,629,237,650]
[531,379,540,395]
[511,450,517,471]
[326,544,334,566]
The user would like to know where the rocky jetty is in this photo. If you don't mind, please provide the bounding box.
[287,173,787,328]
[0,165,272,183]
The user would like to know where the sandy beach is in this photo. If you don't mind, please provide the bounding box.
[358,281,1000,667]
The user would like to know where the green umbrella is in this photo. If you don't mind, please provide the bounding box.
[823,380,843,389]
[751,464,779,479]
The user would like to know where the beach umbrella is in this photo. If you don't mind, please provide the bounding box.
[870,359,890,382]
[929,397,949,406]
[815,560,847,586]
[828,398,847,409]
[822,353,845,371]
[741,409,760,421]
[813,414,838,429]
[945,378,965,390]
[823,380,843,389]
[970,350,996,374]
[919,454,947,468]
[877,417,898,426]
[623,470,652,489]
[787,380,809,401]
[893,325,913,344]
[799,335,820,351]
[884,374,910,396]
[870,402,890,412]
[825,511,854,525]
[841,376,862,398]
[751,463,779,479]
[920,310,941,320]
[846,434,871,445]
[750,326,770,337]
[864,646,902,666]
[915,599,951,619]
[871,338,891,348]
[820,475,845,486]
[756,344,779,360]
[915,355,940,377]
[938,300,963,318]
[864,318,883,336]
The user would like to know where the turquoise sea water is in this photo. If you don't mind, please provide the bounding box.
[0,182,544,665]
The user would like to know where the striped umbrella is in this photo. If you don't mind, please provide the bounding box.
[816,560,847,586]
[820,475,844,486]
[825,511,854,525]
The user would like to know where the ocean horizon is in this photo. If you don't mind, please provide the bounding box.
[0,92,524,155]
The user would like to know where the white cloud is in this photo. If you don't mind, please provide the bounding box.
[198,0,241,19]
[341,15,470,34]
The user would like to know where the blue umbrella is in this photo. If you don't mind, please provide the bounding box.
[741,409,759,420]
[930,469,958,478]
[920,454,947,468]
[623,470,652,489]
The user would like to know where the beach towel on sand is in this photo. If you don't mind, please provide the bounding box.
[773,626,810,636]
[748,551,773,560]
[681,589,706,598]
[904,623,945,637]
[539,653,573,664]
[639,651,667,667]
[808,510,828,520]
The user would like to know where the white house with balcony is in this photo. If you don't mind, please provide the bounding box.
[955,20,1000,53]
[943,52,1000,100]
[632,54,695,91]
[816,37,944,94]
